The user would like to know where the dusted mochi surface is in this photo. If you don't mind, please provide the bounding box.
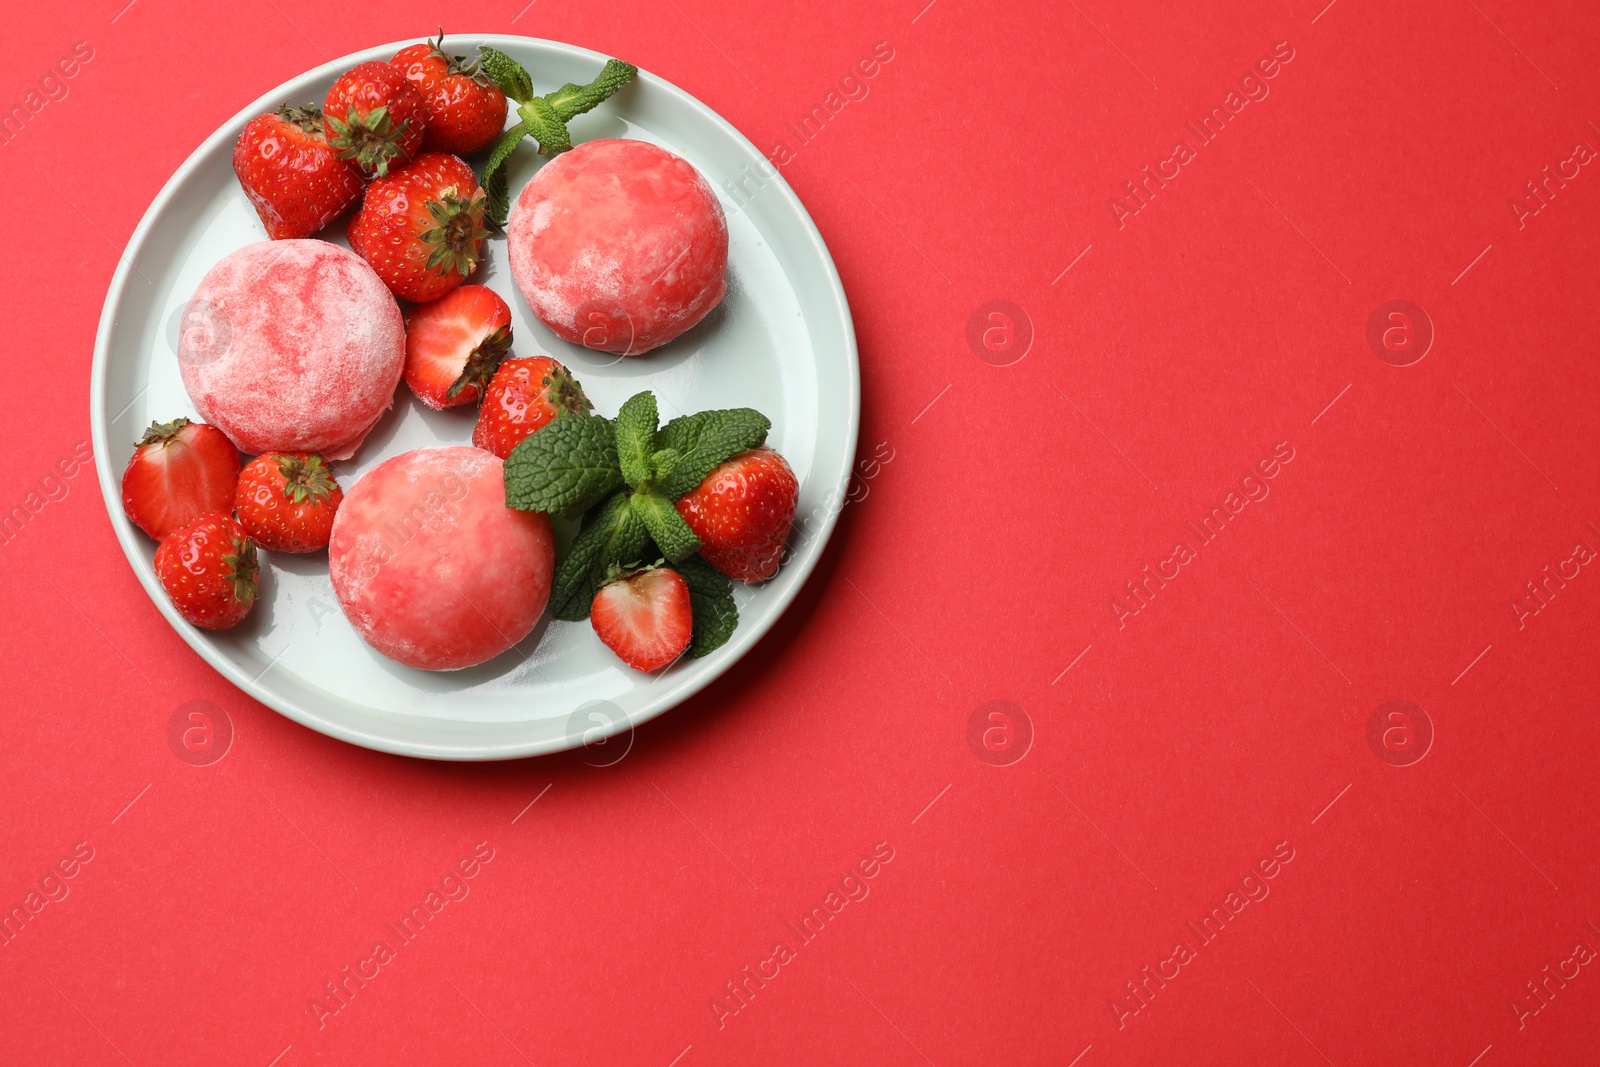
[328,447,554,671]
[179,239,405,459]
[508,138,728,355]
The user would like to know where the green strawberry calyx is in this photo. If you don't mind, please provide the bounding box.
[276,454,338,505]
[326,105,412,177]
[137,417,191,447]
[224,536,259,608]
[540,360,593,418]
[276,103,327,135]
[419,186,489,279]
[425,29,494,86]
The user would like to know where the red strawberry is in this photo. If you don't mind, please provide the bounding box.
[235,453,343,553]
[324,61,427,177]
[347,152,487,302]
[233,104,365,240]
[403,285,512,409]
[590,566,693,672]
[121,418,242,541]
[472,355,592,459]
[674,447,798,583]
[391,33,508,156]
[154,513,259,630]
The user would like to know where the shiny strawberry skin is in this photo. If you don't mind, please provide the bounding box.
[154,513,259,630]
[403,285,512,409]
[674,447,799,583]
[590,567,693,672]
[472,356,592,459]
[324,61,427,176]
[121,418,242,541]
[391,39,508,155]
[233,106,364,240]
[235,453,343,553]
[348,152,486,302]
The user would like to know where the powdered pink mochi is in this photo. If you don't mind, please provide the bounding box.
[179,239,404,460]
[508,138,728,355]
[328,447,554,671]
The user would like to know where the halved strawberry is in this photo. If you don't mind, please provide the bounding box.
[674,446,798,583]
[472,355,591,459]
[121,418,242,541]
[590,565,693,672]
[403,285,512,409]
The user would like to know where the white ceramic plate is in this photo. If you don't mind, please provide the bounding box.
[90,35,859,760]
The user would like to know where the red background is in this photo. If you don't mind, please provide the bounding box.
[4,0,1599,1063]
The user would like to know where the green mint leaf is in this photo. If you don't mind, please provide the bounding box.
[480,120,529,228]
[550,574,601,622]
[614,391,659,489]
[503,413,623,517]
[629,490,700,562]
[518,96,572,155]
[544,59,638,122]
[478,47,534,103]
[671,555,739,657]
[548,490,650,621]
[654,408,772,500]
[649,447,681,479]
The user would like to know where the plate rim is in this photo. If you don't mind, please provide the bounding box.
[89,33,860,760]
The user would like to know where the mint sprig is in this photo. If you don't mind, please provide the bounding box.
[502,386,773,649]
[477,48,638,226]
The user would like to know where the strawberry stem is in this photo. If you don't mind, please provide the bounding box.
[475,50,638,226]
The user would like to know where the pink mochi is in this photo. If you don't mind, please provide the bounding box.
[328,447,554,671]
[178,239,405,460]
[508,138,728,355]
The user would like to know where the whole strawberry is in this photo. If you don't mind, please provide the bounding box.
[122,418,241,541]
[235,453,343,552]
[348,152,487,302]
[674,446,798,583]
[472,355,591,459]
[324,61,427,177]
[590,565,693,672]
[392,33,508,155]
[404,285,512,409]
[233,104,364,240]
[154,513,259,630]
